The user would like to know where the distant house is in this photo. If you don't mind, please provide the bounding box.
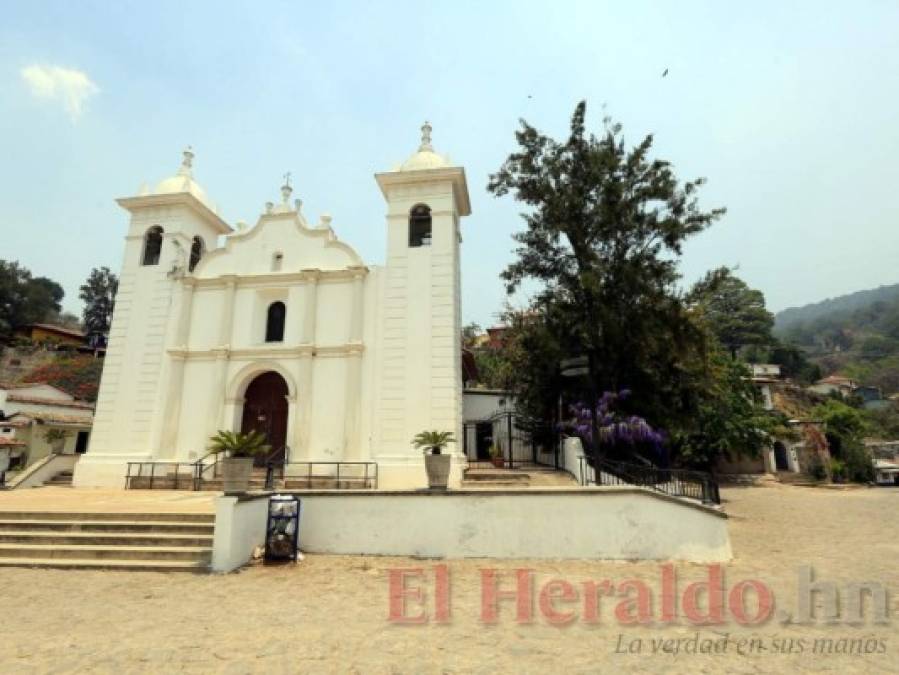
[808,375,857,398]
[12,323,107,356]
[0,383,94,471]
[855,385,892,411]
[873,459,899,485]
[15,323,85,348]
[750,363,781,411]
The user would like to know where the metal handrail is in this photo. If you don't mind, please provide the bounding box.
[578,455,720,505]
[275,461,378,490]
[125,461,201,490]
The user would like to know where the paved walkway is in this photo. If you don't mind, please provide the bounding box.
[0,487,217,514]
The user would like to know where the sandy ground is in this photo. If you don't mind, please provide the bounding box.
[1,483,897,674]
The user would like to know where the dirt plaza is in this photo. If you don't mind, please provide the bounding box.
[1,483,897,674]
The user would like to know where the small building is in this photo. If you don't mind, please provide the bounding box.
[0,383,93,470]
[462,388,515,462]
[808,375,857,398]
[750,363,781,411]
[873,459,899,485]
[11,323,107,357]
[15,323,85,348]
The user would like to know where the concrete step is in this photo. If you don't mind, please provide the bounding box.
[198,480,271,491]
[0,511,214,523]
[463,471,530,482]
[44,471,73,484]
[0,557,209,572]
[0,519,214,534]
[0,531,213,547]
[0,543,212,562]
[461,480,532,488]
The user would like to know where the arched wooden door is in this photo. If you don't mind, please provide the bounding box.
[240,371,289,465]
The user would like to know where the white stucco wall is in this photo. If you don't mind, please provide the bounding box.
[211,494,270,573]
[294,488,731,562]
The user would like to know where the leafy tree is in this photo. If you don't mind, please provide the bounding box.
[0,260,64,339]
[488,101,724,456]
[668,350,773,468]
[461,322,483,348]
[79,266,118,336]
[812,399,873,482]
[46,311,83,331]
[743,339,822,384]
[859,335,899,360]
[690,267,774,359]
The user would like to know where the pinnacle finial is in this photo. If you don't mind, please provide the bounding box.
[178,146,194,176]
[281,171,293,204]
[419,120,433,151]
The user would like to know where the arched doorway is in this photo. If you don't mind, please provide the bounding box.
[240,371,289,465]
[773,441,790,471]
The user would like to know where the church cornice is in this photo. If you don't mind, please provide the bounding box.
[183,266,368,289]
[168,342,364,360]
[117,193,233,235]
[375,166,471,216]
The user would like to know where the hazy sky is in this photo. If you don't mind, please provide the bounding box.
[2,1,898,327]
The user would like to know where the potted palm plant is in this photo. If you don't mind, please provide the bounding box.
[207,430,270,493]
[489,442,504,468]
[412,430,455,490]
[43,428,69,455]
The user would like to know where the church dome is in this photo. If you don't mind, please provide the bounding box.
[152,148,215,210]
[398,122,451,171]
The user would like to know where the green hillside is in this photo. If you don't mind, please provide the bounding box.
[774,284,899,394]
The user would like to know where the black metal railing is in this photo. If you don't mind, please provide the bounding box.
[578,456,720,505]
[125,461,202,490]
[265,461,378,490]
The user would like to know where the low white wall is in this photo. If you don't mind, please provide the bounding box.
[561,437,591,485]
[9,454,78,489]
[211,494,270,573]
[294,487,732,562]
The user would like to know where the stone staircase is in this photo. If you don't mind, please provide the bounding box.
[0,511,214,571]
[42,470,74,488]
[461,469,531,488]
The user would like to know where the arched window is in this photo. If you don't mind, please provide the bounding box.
[141,226,164,266]
[272,252,284,272]
[188,236,205,272]
[265,301,286,342]
[409,204,432,247]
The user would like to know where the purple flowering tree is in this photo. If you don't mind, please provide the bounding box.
[561,390,665,463]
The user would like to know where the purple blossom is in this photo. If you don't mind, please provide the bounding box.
[560,391,665,454]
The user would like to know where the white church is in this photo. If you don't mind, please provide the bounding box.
[74,124,471,489]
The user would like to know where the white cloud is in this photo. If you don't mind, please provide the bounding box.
[20,64,99,121]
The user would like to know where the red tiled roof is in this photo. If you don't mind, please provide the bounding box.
[27,323,86,339]
[22,411,92,426]
[6,394,94,410]
[0,416,31,428]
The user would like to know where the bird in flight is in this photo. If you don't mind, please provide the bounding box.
[661,68,669,77]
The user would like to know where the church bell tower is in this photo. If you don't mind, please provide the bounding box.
[373,123,472,487]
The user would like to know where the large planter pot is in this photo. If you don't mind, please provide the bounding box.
[222,457,254,493]
[424,452,452,490]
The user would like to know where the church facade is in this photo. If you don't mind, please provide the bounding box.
[74,125,471,488]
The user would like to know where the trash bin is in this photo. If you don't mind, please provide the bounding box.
[265,495,301,562]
